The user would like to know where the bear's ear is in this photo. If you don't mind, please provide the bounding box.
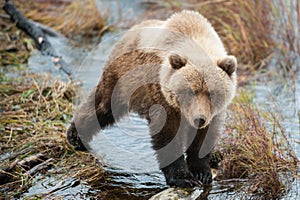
[169,54,187,69]
[217,55,237,76]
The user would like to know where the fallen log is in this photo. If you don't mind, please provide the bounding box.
[2,0,73,80]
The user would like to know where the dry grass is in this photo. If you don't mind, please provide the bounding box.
[0,75,104,198]
[0,5,107,198]
[216,91,299,199]
[270,0,300,74]
[196,0,299,70]
[1,0,299,198]
[199,0,274,66]
[14,0,106,38]
[0,16,33,67]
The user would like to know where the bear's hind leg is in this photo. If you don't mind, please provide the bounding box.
[67,121,87,151]
[67,88,116,151]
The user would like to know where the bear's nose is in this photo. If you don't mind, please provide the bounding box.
[193,115,206,127]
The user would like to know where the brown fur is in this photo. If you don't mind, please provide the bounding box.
[67,10,237,187]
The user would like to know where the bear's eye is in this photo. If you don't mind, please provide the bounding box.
[210,91,217,98]
[187,89,195,97]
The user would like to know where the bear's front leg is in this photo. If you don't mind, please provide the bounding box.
[186,126,213,185]
[149,109,200,187]
[161,155,200,187]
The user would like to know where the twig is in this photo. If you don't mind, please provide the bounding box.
[0,153,47,185]
[40,178,80,195]
[0,147,35,162]
[2,0,73,80]
[181,0,228,9]
[0,13,10,19]
[16,153,47,170]
[26,158,53,176]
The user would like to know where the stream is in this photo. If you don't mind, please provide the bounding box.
[26,0,299,199]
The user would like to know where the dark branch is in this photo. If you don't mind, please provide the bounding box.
[2,0,73,80]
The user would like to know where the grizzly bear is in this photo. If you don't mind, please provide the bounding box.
[67,10,237,187]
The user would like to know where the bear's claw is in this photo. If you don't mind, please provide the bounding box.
[162,156,203,187]
[168,177,201,187]
[191,169,212,185]
[67,124,87,151]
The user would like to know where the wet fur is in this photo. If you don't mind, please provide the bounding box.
[67,10,237,187]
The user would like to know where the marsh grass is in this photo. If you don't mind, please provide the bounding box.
[0,75,104,198]
[0,4,106,198]
[198,0,299,70]
[270,0,300,75]
[216,92,299,199]
[194,0,274,66]
[14,0,106,38]
[1,0,299,198]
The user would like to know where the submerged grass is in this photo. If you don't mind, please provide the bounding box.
[216,91,299,199]
[0,75,104,198]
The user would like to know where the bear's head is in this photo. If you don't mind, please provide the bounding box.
[160,53,237,129]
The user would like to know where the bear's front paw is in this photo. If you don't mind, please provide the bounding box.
[189,167,212,185]
[167,176,200,188]
[187,155,212,185]
[162,156,201,188]
[67,123,87,151]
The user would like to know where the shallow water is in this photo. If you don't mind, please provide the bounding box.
[251,74,300,200]
[26,0,300,199]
